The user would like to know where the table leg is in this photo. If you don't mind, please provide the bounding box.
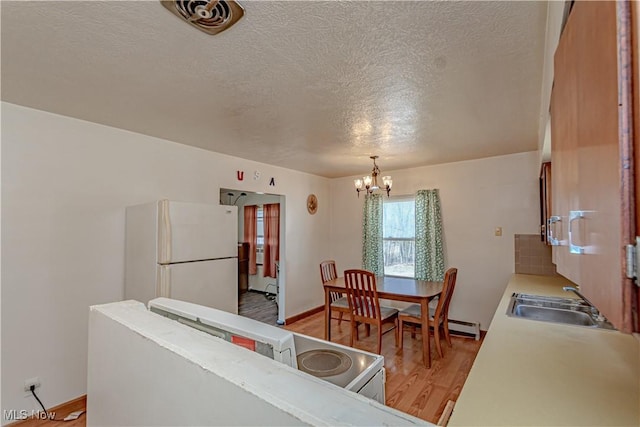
[324,289,331,341]
[421,299,431,368]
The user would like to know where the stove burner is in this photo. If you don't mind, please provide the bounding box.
[297,349,352,378]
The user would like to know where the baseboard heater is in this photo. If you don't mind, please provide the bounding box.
[447,319,481,341]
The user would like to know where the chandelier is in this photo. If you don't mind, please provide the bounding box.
[354,156,393,197]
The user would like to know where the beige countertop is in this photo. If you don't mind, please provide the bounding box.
[449,274,640,426]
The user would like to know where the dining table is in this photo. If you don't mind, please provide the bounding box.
[322,275,443,367]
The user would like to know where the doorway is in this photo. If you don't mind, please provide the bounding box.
[220,188,285,326]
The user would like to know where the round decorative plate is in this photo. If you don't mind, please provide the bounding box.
[307,194,318,214]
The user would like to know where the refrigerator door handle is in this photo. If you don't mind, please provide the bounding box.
[157,265,171,298]
[158,199,172,264]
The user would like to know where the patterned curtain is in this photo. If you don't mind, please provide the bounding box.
[263,203,280,278]
[362,193,384,276]
[415,189,445,281]
[243,205,258,275]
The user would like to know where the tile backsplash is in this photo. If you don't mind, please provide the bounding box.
[514,234,557,276]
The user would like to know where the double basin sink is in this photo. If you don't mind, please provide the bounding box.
[506,293,615,330]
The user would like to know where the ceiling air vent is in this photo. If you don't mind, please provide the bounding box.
[161,0,244,35]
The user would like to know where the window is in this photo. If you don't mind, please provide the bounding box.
[256,207,264,247]
[383,197,415,277]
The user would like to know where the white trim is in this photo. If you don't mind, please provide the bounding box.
[383,194,415,203]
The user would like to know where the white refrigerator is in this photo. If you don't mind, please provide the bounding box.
[125,199,238,314]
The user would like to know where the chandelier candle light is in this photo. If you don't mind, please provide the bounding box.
[354,156,393,197]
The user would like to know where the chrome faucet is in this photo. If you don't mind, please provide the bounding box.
[563,286,604,320]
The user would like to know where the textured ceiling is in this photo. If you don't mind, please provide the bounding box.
[1,1,548,178]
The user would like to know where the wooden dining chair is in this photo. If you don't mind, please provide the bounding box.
[344,269,399,354]
[320,260,350,326]
[398,268,458,358]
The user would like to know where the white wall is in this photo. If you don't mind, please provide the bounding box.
[1,102,331,418]
[329,151,540,330]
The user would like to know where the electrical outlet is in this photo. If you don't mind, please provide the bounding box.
[24,377,41,393]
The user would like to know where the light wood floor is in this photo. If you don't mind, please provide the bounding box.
[284,311,483,424]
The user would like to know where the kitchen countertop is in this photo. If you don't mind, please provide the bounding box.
[449,274,640,426]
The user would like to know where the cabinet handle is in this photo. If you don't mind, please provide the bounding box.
[568,211,586,254]
[547,216,561,246]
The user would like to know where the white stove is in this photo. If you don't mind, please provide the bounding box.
[148,297,385,404]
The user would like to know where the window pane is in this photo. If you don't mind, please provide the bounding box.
[257,207,264,246]
[383,200,415,238]
[383,199,415,277]
[383,239,415,277]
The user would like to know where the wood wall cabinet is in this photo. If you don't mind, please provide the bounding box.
[539,162,552,244]
[550,1,638,333]
[551,6,581,286]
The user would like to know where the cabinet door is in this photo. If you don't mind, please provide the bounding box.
[573,1,625,330]
[551,11,581,285]
[551,1,636,332]
[539,162,552,244]
[630,1,640,332]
